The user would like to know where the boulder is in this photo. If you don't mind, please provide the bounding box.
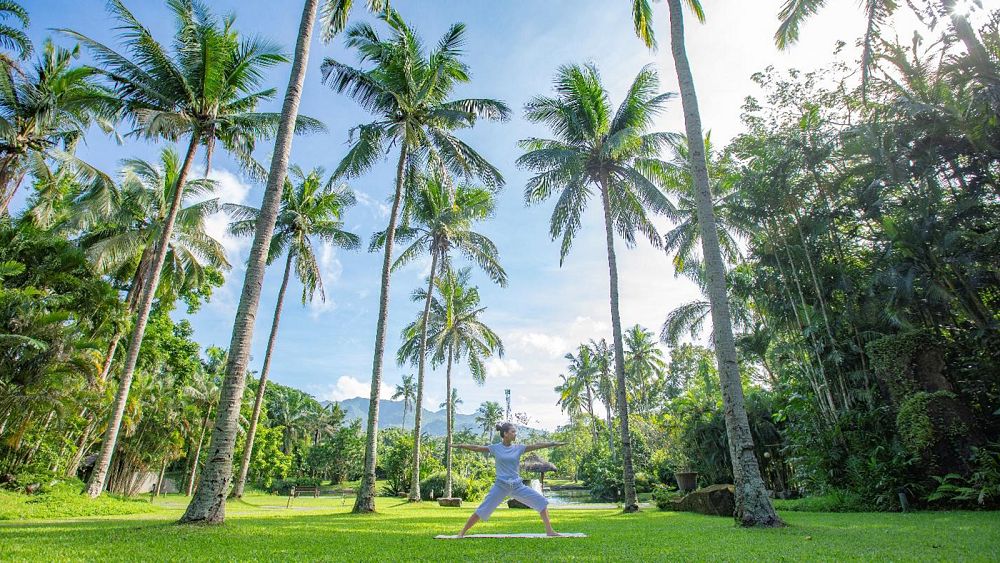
[507,499,532,509]
[667,484,735,517]
[438,497,462,507]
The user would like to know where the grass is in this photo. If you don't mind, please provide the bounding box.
[0,481,158,521]
[1,493,999,561]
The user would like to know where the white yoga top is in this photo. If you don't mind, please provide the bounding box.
[488,442,526,483]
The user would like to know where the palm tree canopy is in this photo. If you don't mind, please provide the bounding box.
[0,0,31,62]
[77,148,230,301]
[376,170,507,285]
[322,10,509,187]
[226,165,361,303]
[518,63,676,264]
[414,266,503,384]
[392,374,416,403]
[631,0,705,50]
[320,0,392,41]
[59,0,325,179]
[660,133,746,273]
[0,40,117,203]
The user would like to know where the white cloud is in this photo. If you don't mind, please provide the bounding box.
[198,168,253,262]
[317,375,394,402]
[354,190,390,219]
[509,331,568,358]
[485,357,524,379]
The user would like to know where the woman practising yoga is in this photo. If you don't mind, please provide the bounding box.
[453,422,566,538]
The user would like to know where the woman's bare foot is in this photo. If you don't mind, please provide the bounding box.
[546,530,563,537]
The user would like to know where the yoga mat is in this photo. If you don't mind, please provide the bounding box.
[434,533,587,539]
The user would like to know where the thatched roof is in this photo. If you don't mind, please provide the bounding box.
[521,454,557,474]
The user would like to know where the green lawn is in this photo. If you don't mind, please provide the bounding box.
[1,493,998,561]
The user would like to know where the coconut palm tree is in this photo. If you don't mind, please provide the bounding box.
[559,345,599,442]
[180,0,389,524]
[623,325,666,414]
[631,0,782,526]
[226,165,360,499]
[519,63,675,512]
[0,1,31,67]
[391,171,506,501]
[0,40,115,214]
[322,12,508,513]
[391,374,416,431]
[474,401,502,440]
[589,338,616,452]
[80,149,230,379]
[777,1,983,98]
[182,357,221,497]
[271,389,313,455]
[62,0,308,499]
[423,267,502,499]
[66,148,229,482]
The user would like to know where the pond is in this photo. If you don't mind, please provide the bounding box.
[543,487,603,505]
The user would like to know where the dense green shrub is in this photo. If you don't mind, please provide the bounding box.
[419,472,488,502]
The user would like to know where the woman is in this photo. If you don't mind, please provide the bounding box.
[453,422,566,537]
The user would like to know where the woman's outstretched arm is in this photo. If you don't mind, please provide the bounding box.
[523,441,567,453]
[453,443,490,453]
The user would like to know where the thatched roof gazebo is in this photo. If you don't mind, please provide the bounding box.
[521,454,557,488]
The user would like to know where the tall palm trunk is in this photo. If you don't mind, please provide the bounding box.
[585,385,598,444]
[186,405,212,496]
[408,250,438,501]
[665,0,781,527]
[597,176,638,513]
[84,131,201,498]
[155,460,168,497]
[180,0,318,524]
[444,345,454,499]
[231,250,294,499]
[98,247,152,383]
[354,143,408,513]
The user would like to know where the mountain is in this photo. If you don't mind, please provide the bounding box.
[326,397,544,437]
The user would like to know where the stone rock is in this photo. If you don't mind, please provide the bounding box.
[24,483,41,495]
[397,492,408,498]
[438,497,462,507]
[507,499,531,509]
[667,484,735,517]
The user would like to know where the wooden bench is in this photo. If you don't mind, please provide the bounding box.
[286,486,354,508]
[286,486,320,508]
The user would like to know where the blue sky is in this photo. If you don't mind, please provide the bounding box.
[19,0,892,429]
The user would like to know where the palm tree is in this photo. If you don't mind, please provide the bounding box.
[226,165,360,499]
[182,354,222,497]
[391,171,506,501]
[62,148,229,479]
[559,345,599,442]
[439,388,462,468]
[391,374,416,431]
[623,325,666,414]
[777,1,984,98]
[631,0,782,526]
[271,389,313,455]
[322,12,508,513]
[63,0,302,499]
[519,63,675,512]
[474,401,502,440]
[180,0,389,524]
[589,338,616,452]
[81,149,229,380]
[0,1,31,67]
[423,267,502,499]
[0,40,114,214]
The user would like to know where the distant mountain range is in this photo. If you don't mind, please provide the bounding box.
[326,397,544,437]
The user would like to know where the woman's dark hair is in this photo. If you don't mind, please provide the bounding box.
[495,421,515,438]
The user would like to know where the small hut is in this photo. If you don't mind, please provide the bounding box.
[521,454,558,488]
